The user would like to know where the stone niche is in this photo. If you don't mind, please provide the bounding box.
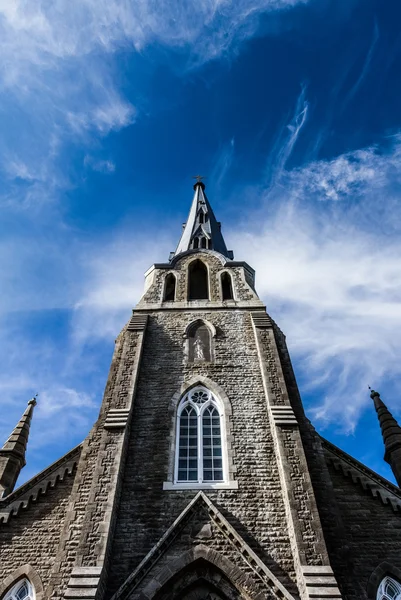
[187,321,213,363]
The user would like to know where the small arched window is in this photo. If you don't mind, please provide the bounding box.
[164,273,176,301]
[377,577,401,600]
[193,237,199,249]
[188,260,208,300]
[198,211,204,224]
[176,387,225,484]
[200,237,207,249]
[3,580,34,600]
[221,272,233,300]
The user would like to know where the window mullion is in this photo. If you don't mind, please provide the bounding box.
[198,412,202,483]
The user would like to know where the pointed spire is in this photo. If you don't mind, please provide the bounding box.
[0,397,37,497]
[370,389,401,487]
[171,179,234,260]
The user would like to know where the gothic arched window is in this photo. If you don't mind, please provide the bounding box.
[377,577,401,600]
[198,211,204,224]
[200,237,207,249]
[3,580,34,600]
[221,272,234,300]
[176,387,224,484]
[188,260,208,300]
[164,273,176,301]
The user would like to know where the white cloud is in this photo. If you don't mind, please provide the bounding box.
[230,134,401,432]
[84,156,116,173]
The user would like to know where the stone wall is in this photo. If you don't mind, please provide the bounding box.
[0,473,75,593]
[106,307,297,597]
[324,462,401,600]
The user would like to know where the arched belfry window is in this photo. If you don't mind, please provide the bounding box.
[164,273,176,301]
[3,580,34,600]
[221,272,234,300]
[188,260,208,300]
[176,387,225,484]
[377,577,401,600]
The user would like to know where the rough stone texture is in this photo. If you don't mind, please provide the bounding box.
[320,461,401,600]
[0,472,75,593]
[1,240,401,600]
[106,306,297,598]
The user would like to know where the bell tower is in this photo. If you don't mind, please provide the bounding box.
[50,181,343,600]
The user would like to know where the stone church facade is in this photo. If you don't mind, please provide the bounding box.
[1,181,401,600]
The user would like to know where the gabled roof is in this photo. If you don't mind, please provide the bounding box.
[172,182,233,260]
[111,491,296,600]
[322,437,401,512]
[0,444,81,524]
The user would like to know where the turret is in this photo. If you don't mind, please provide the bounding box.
[0,397,37,497]
[370,389,401,487]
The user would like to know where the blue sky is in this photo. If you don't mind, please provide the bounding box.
[1,0,401,486]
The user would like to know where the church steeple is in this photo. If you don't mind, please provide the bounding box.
[0,397,37,497]
[370,389,401,487]
[172,179,234,260]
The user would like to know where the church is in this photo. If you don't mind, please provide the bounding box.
[1,180,401,600]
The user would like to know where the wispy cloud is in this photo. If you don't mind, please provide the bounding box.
[231,133,401,432]
[342,19,380,107]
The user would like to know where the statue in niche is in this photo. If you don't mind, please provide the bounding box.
[194,337,205,361]
[188,322,211,362]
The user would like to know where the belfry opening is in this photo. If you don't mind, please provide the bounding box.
[188,260,208,300]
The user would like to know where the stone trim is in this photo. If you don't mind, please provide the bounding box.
[111,491,296,600]
[104,409,130,430]
[164,376,236,486]
[64,567,102,600]
[302,566,341,599]
[271,406,298,426]
[162,481,238,490]
[251,311,273,328]
[323,438,401,512]
[0,446,80,524]
[141,545,268,600]
[251,314,341,600]
[0,564,45,600]
[366,562,401,600]
[127,313,148,331]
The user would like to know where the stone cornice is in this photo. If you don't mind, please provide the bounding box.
[0,444,81,524]
[322,437,401,512]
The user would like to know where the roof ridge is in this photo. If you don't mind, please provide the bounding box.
[0,443,82,524]
[322,437,401,511]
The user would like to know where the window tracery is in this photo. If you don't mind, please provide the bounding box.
[377,577,401,600]
[175,387,225,484]
[3,580,34,600]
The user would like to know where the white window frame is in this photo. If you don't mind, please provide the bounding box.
[377,577,401,600]
[3,579,35,600]
[163,386,237,490]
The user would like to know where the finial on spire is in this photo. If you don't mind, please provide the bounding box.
[192,175,206,191]
[370,388,401,488]
[28,393,38,407]
[0,396,37,497]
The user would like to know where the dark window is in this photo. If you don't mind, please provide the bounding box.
[188,260,208,300]
[200,237,207,248]
[164,273,176,301]
[221,272,233,300]
[193,237,199,249]
[199,211,204,224]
